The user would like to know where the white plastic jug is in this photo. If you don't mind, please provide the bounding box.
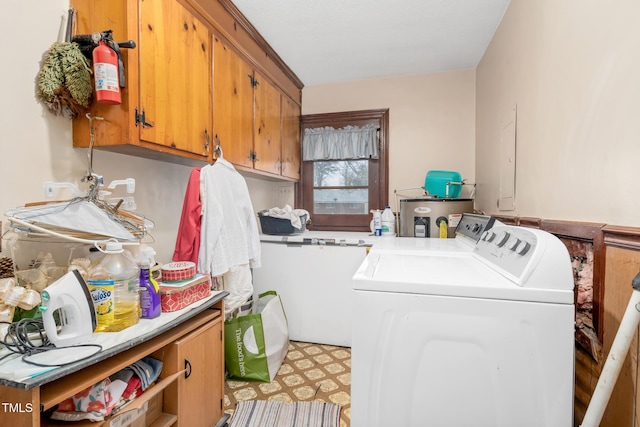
[381,206,396,236]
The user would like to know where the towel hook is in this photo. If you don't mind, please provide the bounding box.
[213,134,224,160]
[83,113,104,183]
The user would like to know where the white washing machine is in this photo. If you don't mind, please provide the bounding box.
[351,225,575,427]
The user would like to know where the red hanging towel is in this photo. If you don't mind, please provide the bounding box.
[173,168,202,264]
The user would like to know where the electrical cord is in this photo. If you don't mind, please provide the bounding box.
[1,318,50,358]
[1,319,101,367]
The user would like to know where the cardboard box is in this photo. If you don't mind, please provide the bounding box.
[104,371,180,427]
[144,392,163,426]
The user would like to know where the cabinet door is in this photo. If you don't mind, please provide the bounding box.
[213,36,254,168]
[281,95,301,180]
[163,318,224,426]
[253,71,282,175]
[139,0,212,157]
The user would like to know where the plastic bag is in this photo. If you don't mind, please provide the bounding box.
[224,291,289,382]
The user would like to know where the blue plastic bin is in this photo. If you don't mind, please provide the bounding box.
[424,170,463,198]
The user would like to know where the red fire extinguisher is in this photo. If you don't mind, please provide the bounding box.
[93,39,121,105]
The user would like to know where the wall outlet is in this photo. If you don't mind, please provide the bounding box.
[278,186,293,196]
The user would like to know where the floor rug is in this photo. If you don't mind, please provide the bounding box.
[225,341,351,427]
[227,400,341,427]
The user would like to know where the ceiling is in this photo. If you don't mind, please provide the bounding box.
[232,0,512,86]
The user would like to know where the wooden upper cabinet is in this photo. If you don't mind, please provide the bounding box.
[213,32,301,181]
[253,71,282,175]
[212,35,254,168]
[138,0,212,156]
[71,0,212,164]
[71,0,302,170]
[281,95,301,180]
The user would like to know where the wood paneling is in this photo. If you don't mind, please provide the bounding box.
[598,246,640,427]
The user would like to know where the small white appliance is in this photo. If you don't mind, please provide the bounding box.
[40,270,97,347]
[351,224,575,427]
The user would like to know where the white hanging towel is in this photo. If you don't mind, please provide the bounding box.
[198,158,261,277]
[221,263,253,316]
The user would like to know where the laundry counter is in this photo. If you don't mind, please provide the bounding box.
[0,291,228,388]
[0,291,228,427]
[253,231,380,347]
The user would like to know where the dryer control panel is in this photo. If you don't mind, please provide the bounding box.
[474,225,540,285]
[454,213,497,242]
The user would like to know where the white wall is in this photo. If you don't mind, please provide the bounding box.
[0,1,286,263]
[302,70,477,207]
[476,0,640,226]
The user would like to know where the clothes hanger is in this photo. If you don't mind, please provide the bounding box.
[4,114,153,245]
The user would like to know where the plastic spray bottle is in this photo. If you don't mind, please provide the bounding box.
[139,258,161,319]
[372,209,382,236]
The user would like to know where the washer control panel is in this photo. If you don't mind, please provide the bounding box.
[473,225,540,284]
[455,214,497,242]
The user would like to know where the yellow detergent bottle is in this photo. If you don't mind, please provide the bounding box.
[437,217,448,238]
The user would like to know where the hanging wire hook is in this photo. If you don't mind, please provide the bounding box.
[83,113,104,198]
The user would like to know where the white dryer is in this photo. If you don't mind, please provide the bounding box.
[351,225,575,427]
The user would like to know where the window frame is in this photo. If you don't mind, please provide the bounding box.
[298,109,389,232]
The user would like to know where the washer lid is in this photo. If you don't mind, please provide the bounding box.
[352,252,573,304]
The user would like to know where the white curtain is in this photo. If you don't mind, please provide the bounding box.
[302,124,379,161]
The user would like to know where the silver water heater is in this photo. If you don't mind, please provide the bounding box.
[399,198,474,238]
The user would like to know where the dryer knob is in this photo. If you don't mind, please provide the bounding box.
[496,231,510,247]
[482,231,496,242]
[516,241,531,255]
[508,238,521,251]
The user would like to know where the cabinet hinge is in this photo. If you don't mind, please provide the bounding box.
[135,108,153,128]
[204,129,210,151]
[248,150,259,162]
[247,74,259,88]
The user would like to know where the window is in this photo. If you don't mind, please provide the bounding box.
[299,109,389,231]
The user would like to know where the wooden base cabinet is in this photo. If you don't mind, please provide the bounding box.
[161,316,224,426]
[0,300,225,427]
